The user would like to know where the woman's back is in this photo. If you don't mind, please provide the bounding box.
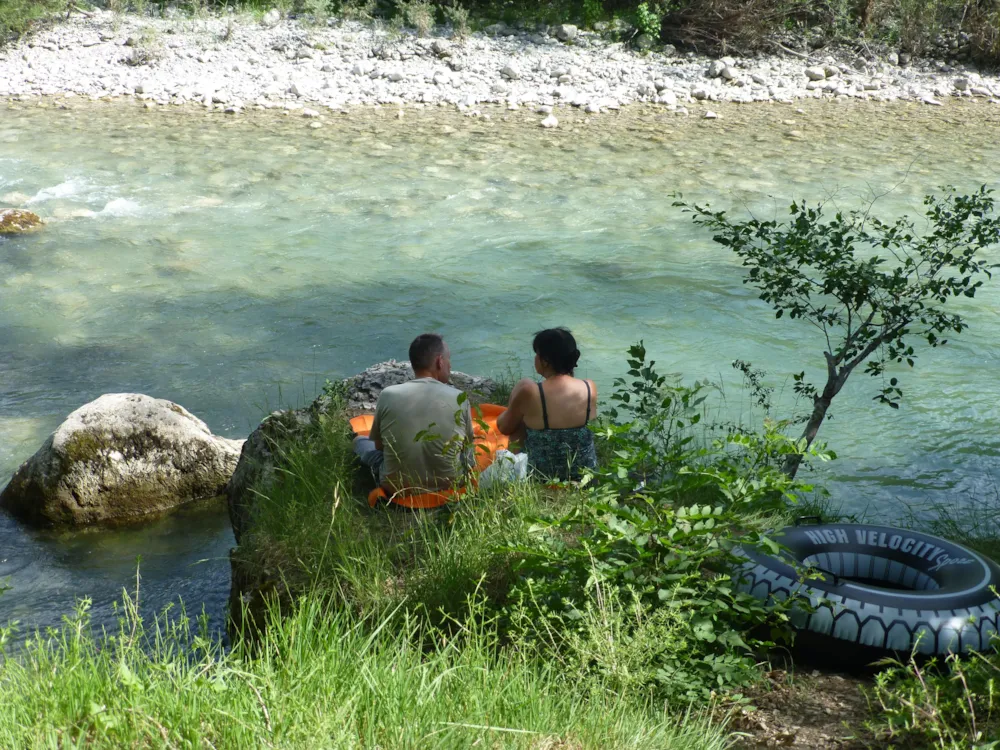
[523,377,597,481]
[496,327,600,481]
[519,376,596,430]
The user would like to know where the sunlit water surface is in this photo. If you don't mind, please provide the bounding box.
[1,99,999,637]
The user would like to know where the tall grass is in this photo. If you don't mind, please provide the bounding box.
[0,593,731,749]
[232,401,555,630]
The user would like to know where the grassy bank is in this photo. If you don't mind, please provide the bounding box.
[0,595,731,748]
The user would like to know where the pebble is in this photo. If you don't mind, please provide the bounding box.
[261,9,280,28]
[0,11,992,115]
[554,24,577,42]
[540,114,558,128]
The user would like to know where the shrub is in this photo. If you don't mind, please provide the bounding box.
[583,0,604,26]
[505,344,827,705]
[634,1,663,37]
[397,0,435,35]
[0,0,67,46]
[441,0,470,37]
[678,187,1000,479]
[296,0,333,23]
[122,26,162,65]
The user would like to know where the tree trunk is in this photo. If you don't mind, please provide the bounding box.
[860,0,877,29]
[782,394,832,479]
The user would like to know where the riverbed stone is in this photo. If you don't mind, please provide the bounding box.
[501,63,521,80]
[0,393,244,527]
[806,66,827,81]
[6,8,1000,122]
[0,208,43,234]
[554,24,578,42]
[261,9,280,28]
[430,39,452,58]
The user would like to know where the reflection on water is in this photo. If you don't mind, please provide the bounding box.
[1,99,999,635]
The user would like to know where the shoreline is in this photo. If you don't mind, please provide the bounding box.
[4,9,1000,120]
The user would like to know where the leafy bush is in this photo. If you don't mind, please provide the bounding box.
[397,0,435,34]
[441,0,471,36]
[121,26,161,65]
[634,1,662,36]
[583,0,604,26]
[505,344,825,705]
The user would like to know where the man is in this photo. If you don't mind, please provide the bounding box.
[353,333,474,494]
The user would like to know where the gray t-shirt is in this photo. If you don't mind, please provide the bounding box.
[369,377,474,491]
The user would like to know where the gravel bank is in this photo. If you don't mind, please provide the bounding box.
[3,9,1000,118]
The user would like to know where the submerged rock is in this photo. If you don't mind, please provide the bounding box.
[0,208,43,234]
[0,394,244,527]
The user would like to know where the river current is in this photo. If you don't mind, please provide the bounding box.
[1,99,998,636]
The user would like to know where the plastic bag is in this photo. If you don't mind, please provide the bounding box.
[478,449,528,491]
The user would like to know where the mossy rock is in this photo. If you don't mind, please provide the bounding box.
[0,393,244,527]
[0,209,43,234]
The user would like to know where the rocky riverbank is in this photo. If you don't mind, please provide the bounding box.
[4,8,1000,119]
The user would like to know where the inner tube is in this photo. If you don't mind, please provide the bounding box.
[737,521,1000,657]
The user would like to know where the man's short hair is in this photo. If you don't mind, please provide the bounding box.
[409,333,446,372]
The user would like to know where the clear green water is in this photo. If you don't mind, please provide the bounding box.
[1,100,999,636]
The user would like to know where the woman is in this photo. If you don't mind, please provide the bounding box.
[497,328,598,481]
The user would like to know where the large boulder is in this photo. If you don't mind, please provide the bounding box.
[0,209,43,234]
[1,394,244,527]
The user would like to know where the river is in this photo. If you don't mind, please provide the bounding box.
[1,98,998,637]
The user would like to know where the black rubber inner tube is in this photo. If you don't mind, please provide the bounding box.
[737,522,1000,656]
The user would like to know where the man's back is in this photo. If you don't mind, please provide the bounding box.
[371,377,473,492]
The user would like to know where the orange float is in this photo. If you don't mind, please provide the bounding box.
[350,404,510,509]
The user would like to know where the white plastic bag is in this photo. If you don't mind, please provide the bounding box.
[478,449,529,491]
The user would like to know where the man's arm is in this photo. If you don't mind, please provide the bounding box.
[369,401,384,450]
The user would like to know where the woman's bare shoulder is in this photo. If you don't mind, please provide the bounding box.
[508,377,538,401]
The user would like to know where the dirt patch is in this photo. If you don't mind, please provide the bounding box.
[729,669,883,749]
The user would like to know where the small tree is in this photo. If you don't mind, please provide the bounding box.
[676,186,1000,478]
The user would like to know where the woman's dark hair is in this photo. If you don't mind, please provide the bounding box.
[533,328,580,375]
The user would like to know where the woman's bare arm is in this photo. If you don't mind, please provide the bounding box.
[496,378,534,436]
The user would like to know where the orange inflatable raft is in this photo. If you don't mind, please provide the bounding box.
[350,403,509,509]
